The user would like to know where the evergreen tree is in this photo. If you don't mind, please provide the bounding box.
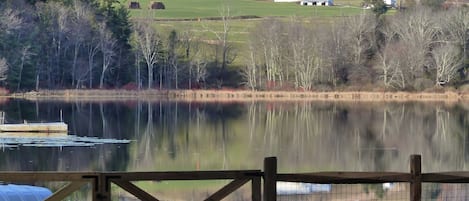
[363,0,389,16]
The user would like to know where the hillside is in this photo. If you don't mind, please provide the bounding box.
[121,0,365,19]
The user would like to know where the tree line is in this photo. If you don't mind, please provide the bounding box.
[0,0,229,91]
[0,0,133,90]
[244,7,469,91]
[0,0,467,91]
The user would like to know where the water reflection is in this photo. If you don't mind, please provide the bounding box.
[0,100,468,173]
[0,133,130,147]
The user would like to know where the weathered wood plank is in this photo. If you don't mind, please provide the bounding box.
[94,173,111,201]
[102,170,262,181]
[0,122,67,132]
[0,172,98,182]
[112,180,159,201]
[264,157,277,201]
[410,155,422,201]
[45,181,88,201]
[0,132,67,138]
[277,172,411,184]
[252,177,261,201]
[204,179,250,201]
[422,172,469,183]
[299,172,411,178]
[0,171,261,182]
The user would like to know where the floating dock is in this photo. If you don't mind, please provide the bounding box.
[0,122,68,133]
[0,132,67,138]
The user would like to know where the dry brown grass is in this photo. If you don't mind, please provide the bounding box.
[6,89,469,103]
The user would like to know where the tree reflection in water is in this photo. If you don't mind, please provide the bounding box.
[0,100,468,173]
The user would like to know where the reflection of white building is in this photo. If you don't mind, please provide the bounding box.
[384,0,397,7]
[277,182,331,195]
[363,0,397,8]
[300,0,333,6]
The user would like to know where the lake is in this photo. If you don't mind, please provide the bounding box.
[0,99,468,199]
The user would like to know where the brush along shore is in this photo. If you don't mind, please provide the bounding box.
[6,89,469,102]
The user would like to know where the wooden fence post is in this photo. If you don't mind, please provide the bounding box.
[93,173,111,201]
[410,155,422,201]
[264,157,277,201]
[252,176,261,201]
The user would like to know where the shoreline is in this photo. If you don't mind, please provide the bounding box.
[4,89,469,102]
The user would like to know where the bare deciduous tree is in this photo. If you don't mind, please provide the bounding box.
[344,12,377,66]
[376,42,406,89]
[186,38,208,89]
[167,30,179,89]
[286,20,322,90]
[204,4,236,88]
[17,45,34,90]
[320,22,351,86]
[87,36,99,88]
[97,23,116,89]
[179,27,198,89]
[391,7,441,83]
[133,21,161,89]
[36,2,72,87]
[69,0,93,88]
[179,27,193,59]
[0,8,22,34]
[376,26,406,89]
[243,43,258,90]
[444,8,469,78]
[247,18,289,89]
[433,44,462,85]
[0,58,8,84]
[192,46,208,88]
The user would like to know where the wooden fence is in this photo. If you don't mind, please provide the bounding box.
[0,155,469,200]
[0,170,262,201]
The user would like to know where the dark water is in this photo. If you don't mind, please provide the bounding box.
[0,99,468,173]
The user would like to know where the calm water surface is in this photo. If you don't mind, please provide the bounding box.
[0,100,468,173]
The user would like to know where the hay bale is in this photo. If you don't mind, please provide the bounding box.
[129,1,141,9]
[150,1,165,9]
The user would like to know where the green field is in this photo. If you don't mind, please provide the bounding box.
[124,0,365,19]
[123,0,371,66]
[123,0,370,43]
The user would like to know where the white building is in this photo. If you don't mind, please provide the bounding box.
[299,0,333,6]
[384,0,397,7]
[363,0,397,8]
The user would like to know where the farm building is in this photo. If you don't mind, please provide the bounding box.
[384,0,397,7]
[273,0,333,4]
[299,0,333,5]
[364,0,397,8]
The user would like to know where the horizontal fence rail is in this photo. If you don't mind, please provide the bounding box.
[0,172,96,201]
[0,171,262,201]
[0,155,469,200]
[277,172,413,183]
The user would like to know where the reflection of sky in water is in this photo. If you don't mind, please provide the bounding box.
[0,135,130,148]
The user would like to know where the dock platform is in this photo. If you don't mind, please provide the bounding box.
[0,122,68,133]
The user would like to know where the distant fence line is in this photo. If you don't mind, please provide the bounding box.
[1,155,469,200]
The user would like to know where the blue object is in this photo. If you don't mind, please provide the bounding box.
[0,184,52,201]
[277,182,331,195]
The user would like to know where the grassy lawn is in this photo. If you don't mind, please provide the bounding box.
[150,15,359,66]
[123,0,365,19]
[123,0,369,46]
[122,0,373,67]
